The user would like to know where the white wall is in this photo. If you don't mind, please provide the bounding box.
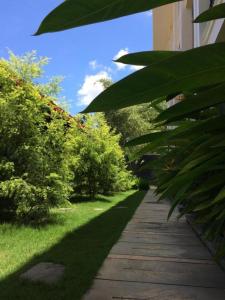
[193,0,225,46]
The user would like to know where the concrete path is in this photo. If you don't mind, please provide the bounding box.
[83,190,225,300]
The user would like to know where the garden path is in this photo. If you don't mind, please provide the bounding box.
[83,190,225,299]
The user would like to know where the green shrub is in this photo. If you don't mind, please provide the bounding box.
[69,114,135,198]
[0,60,72,222]
[0,178,49,223]
[138,178,149,191]
[0,58,134,221]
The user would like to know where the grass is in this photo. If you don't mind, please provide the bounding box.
[0,190,146,300]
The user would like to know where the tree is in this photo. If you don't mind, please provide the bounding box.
[101,78,165,157]
[4,50,64,98]
[69,113,135,198]
[0,58,72,222]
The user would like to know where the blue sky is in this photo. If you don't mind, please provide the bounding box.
[0,1,153,115]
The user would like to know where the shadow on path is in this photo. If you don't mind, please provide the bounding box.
[0,190,146,300]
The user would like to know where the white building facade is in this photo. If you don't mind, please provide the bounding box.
[153,0,225,51]
[153,0,225,106]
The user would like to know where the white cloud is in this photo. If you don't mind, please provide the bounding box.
[77,71,111,107]
[89,60,113,73]
[146,11,153,17]
[89,60,98,70]
[113,48,129,70]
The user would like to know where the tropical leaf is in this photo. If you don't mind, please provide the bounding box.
[167,183,192,219]
[194,187,225,211]
[35,0,181,35]
[191,172,225,197]
[84,42,225,112]
[164,152,225,195]
[212,186,225,205]
[195,3,225,23]
[156,82,225,123]
[213,140,225,148]
[116,51,180,66]
[126,131,170,147]
[178,150,222,175]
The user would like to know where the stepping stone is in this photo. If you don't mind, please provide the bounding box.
[20,262,65,284]
[94,208,104,211]
[114,206,127,209]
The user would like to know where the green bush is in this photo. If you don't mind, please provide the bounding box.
[0,61,72,222]
[138,178,150,191]
[0,54,136,223]
[0,178,49,223]
[69,114,135,198]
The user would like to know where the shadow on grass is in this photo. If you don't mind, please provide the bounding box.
[0,211,65,229]
[0,190,146,300]
[69,193,113,204]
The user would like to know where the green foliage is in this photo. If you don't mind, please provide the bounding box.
[36,0,225,254]
[101,79,165,157]
[4,50,64,97]
[5,50,49,81]
[105,104,164,157]
[0,60,72,222]
[0,53,134,222]
[138,178,150,191]
[0,178,48,223]
[116,50,180,66]
[0,48,136,225]
[195,3,225,23]
[35,0,181,35]
[83,43,225,112]
[68,114,135,198]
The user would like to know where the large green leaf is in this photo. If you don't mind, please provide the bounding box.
[126,119,196,147]
[191,171,225,197]
[156,82,225,123]
[178,149,222,175]
[195,186,225,211]
[195,3,225,23]
[35,0,181,35]
[173,116,225,138]
[165,152,225,215]
[84,42,225,112]
[126,131,170,147]
[211,186,225,205]
[116,51,180,66]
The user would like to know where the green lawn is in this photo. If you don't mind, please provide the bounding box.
[0,190,145,300]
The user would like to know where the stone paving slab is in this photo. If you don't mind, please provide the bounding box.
[83,190,225,299]
[111,241,211,260]
[96,257,225,288]
[120,231,201,246]
[108,254,216,265]
[125,222,194,235]
[20,262,65,284]
[83,279,225,300]
[131,215,185,222]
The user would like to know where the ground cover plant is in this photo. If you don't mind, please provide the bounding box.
[0,190,145,300]
[36,1,225,255]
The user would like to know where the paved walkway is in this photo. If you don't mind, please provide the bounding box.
[83,190,225,300]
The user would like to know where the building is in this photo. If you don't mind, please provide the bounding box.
[153,0,225,51]
[153,0,225,106]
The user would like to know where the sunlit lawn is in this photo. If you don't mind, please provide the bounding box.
[0,190,146,300]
